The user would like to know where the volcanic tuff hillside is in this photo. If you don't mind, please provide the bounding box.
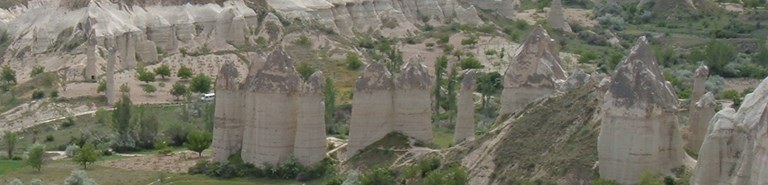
[445,85,603,185]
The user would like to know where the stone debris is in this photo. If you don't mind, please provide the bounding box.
[693,76,768,185]
[348,56,433,156]
[500,25,567,115]
[598,36,684,184]
[454,70,477,143]
[212,48,326,166]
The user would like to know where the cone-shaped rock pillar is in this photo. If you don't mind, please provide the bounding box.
[212,62,243,162]
[241,48,302,166]
[294,71,327,166]
[500,25,567,115]
[348,62,394,156]
[598,36,684,184]
[454,70,477,143]
[393,56,433,143]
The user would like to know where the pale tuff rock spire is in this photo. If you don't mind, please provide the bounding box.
[598,36,684,184]
[348,62,395,156]
[455,70,477,143]
[295,71,326,166]
[500,25,567,115]
[211,62,244,162]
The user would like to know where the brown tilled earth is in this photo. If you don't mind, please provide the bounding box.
[99,151,209,173]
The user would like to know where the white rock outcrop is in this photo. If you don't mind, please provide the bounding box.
[693,76,768,185]
[598,36,684,184]
[500,25,567,115]
[266,0,486,36]
[454,70,477,143]
[212,62,244,162]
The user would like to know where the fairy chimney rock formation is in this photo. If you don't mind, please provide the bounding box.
[348,62,395,156]
[241,48,302,166]
[547,0,573,32]
[105,47,117,105]
[692,107,743,185]
[689,92,716,152]
[454,70,477,143]
[84,34,99,82]
[393,56,433,143]
[294,71,327,166]
[693,76,768,185]
[501,25,567,115]
[212,62,243,162]
[598,36,684,185]
[691,65,710,107]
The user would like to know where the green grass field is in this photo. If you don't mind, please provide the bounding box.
[0,160,27,176]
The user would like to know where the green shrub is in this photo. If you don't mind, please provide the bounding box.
[346,52,363,70]
[360,167,396,185]
[294,35,312,47]
[32,90,45,99]
[45,135,54,142]
[422,165,467,185]
[459,56,484,69]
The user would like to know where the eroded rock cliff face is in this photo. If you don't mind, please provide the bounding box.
[598,36,684,184]
[0,0,262,82]
[693,77,768,185]
[265,0,484,36]
[500,25,567,115]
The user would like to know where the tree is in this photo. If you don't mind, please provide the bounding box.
[2,65,17,85]
[446,66,458,122]
[296,63,315,81]
[704,40,737,76]
[189,73,213,93]
[177,65,194,80]
[111,95,135,152]
[184,130,212,157]
[4,131,18,159]
[136,68,156,84]
[97,80,106,93]
[476,72,503,114]
[153,64,171,80]
[434,56,448,114]
[27,144,45,172]
[170,82,188,101]
[137,113,159,149]
[143,84,156,95]
[324,77,336,128]
[73,144,99,169]
[346,52,363,70]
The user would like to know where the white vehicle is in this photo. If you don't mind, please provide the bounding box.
[200,93,215,101]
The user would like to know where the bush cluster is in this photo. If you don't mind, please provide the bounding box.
[190,152,335,182]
